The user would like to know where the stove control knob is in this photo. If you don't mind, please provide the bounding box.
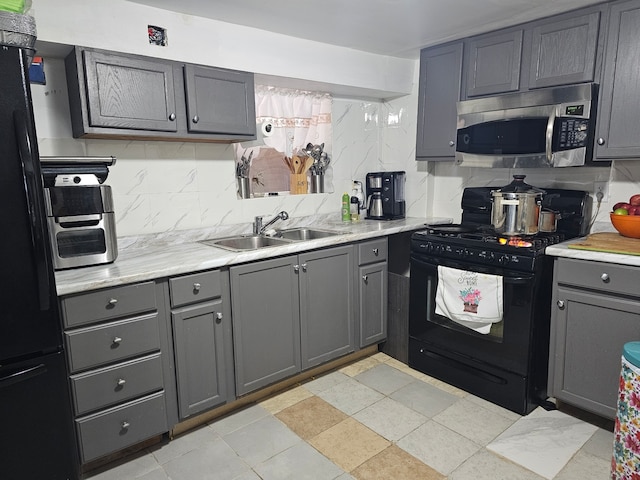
[600,273,610,283]
[463,248,471,258]
[73,176,81,184]
[487,252,496,263]
[557,300,566,310]
[498,255,510,265]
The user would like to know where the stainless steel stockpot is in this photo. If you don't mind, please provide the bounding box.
[491,175,545,235]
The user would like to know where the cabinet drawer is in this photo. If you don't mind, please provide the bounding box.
[76,391,167,463]
[61,282,157,328]
[70,353,164,415]
[556,258,639,297]
[65,314,161,373]
[358,238,388,265]
[169,270,221,308]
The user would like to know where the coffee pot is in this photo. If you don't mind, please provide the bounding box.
[367,192,384,218]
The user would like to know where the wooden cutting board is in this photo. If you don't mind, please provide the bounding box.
[568,232,640,256]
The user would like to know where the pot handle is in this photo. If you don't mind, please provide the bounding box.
[545,109,556,166]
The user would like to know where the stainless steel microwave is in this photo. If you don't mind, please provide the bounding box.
[455,83,597,168]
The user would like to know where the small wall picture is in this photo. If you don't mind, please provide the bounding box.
[148,25,167,46]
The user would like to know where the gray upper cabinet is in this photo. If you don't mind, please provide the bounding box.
[528,12,600,89]
[299,246,355,369]
[80,50,178,132]
[465,30,523,97]
[231,256,301,397]
[416,43,463,160]
[65,46,256,142]
[595,0,640,160]
[184,65,255,135]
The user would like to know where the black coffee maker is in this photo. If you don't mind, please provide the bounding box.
[365,171,406,220]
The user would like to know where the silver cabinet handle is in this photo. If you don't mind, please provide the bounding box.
[169,113,176,121]
[362,275,368,282]
[117,378,126,386]
[215,312,223,324]
[301,263,307,272]
[293,264,300,272]
[108,298,118,306]
[557,300,565,309]
[192,115,199,124]
[121,421,130,430]
[372,248,379,256]
[448,140,455,147]
[112,336,122,345]
[597,138,605,146]
[601,273,610,283]
[193,282,201,292]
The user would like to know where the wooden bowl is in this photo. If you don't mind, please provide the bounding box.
[610,213,640,239]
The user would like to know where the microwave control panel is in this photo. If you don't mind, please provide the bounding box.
[555,117,590,150]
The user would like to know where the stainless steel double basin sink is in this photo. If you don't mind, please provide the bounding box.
[200,227,345,252]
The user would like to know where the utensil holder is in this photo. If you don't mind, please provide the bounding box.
[290,174,308,195]
[237,176,251,199]
[310,174,325,193]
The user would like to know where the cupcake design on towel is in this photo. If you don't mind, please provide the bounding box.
[459,287,482,313]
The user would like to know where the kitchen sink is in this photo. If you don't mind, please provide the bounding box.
[200,234,292,251]
[274,227,345,241]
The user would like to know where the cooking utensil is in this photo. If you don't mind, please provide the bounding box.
[491,175,545,235]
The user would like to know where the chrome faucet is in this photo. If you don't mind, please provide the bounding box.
[253,211,289,235]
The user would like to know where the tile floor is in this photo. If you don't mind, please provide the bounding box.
[84,352,614,480]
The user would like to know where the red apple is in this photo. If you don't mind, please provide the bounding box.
[629,194,640,206]
[630,205,640,215]
[613,202,632,212]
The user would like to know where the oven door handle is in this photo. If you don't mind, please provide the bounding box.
[411,255,534,284]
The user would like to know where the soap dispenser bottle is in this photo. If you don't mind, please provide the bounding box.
[341,192,351,222]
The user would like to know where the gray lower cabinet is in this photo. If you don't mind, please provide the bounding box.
[549,257,640,419]
[60,281,173,464]
[299,246,355,369]
[231,245,355,396]
[231,256,301,396]
[415,42,463,160]
[595,0,640,160]
[357,239,388,347]
[168,270,234,420]
[65,46,256,142]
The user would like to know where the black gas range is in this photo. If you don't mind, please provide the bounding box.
[408,186,591,415]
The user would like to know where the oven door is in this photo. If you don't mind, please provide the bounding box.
[409,254,542,376]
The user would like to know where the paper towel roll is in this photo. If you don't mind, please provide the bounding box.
[261,121,274,137]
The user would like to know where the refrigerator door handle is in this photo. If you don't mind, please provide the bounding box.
[14,110,51,311]
[0,363,47,389]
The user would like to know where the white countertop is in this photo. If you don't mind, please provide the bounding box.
[55,216,450,296]
[546,238,640,267]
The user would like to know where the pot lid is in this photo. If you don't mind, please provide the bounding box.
[497,175,546,194]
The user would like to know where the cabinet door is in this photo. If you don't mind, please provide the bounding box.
[550,287,640,419]
[184,65,256,136]
[171,300,229,419]
[359,262,388,347]
[528,12,600,89]
[299,246,355,369]
[230,257,301,396]
[82,50,178,132]
[595,0,640,159]
[416,43,463,160]
[465,30,523,97]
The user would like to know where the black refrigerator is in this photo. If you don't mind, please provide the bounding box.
[0,46,79,479]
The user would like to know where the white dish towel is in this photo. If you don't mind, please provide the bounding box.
[435,265,503,335]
